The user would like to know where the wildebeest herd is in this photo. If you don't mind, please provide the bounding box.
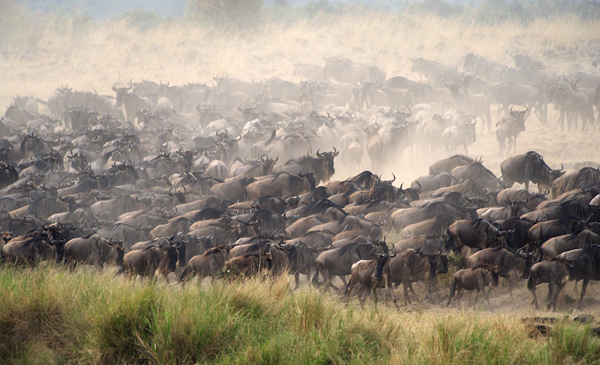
[1,53,600,311]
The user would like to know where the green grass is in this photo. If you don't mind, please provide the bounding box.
[0,266,599,364]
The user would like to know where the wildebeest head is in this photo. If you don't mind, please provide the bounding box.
[509,106,528,132]
[315,147,339,182]
[370,246,396,282]
[112,83,132,107]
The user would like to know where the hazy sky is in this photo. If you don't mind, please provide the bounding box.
[23,0,478,19]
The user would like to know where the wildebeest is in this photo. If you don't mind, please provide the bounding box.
[466,247,532,297]
[446,265,498,309]
[316,241,384,292]
[550,167,600,199]
[273,241,324,289]
[224,252,273,277]
[123,242,179,281]
[500,151,565,192]
[520,200,600,222]
[388,248,442,305]
[541,229,600,260]
[1,229,55,266]
[448,219,513,251]
[345,247,398,308]
[442,121,476,155]
[179,245,231,284]
[429,154,474,175]
[246,172,316,200]
[63,234,125,270]
[556,245,600,308]
[451,160,505,192]
[527,260,569,311]
[528,216,590,254]
[495,107,527,157]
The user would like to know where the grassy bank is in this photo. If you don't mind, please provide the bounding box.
[1,266,599,364]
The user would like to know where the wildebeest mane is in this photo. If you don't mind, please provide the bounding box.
[192,208,226,221]
[349,171,378,189]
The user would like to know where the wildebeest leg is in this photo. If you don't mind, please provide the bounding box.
[456,287,464,309]
[576,279,590,309]
[388,281,399,310]
[340,275,348,287]
[473,289,481,308]
[549,282,565,312]
[545,282,554,305]
[294,273,300,290]
[402,278,411,305]
[484,287,493,310]
[529,279,539,309]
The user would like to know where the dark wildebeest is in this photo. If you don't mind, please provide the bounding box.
[446,265,498,309]
[466,247,532,297]
[495,218,535,251]
[495,107,527,157]
[447,218,512,251]
[1,229,55,266]
[179,245,231,284]
[273,240,324,289]
[527,260,569,311]
[123,242,180,282]
[550,167,600,198]
[528,216,591,254]
[556,245,600,308]
[63,234,125,271]
[345,247,398,309]
[541,229,600,260]
[451,160,505,192]
[521,200,600,222]
[273,149,338,184]
[500,151,565,192]
[224,252,273,277]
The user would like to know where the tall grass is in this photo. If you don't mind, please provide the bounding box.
[0,266,599,363]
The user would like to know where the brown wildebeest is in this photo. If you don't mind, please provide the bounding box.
[123,242,179,282]
[388,249,445,305]
[527,260,569,311]
[345,247,398,309]
[446,265,498,309]
[1,229,55,266]
[63,234,125,270]
[179,245,231,284]
[224,251,273,277]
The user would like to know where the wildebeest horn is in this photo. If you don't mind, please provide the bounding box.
[390,173,396,183]
[370,247,380,258]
